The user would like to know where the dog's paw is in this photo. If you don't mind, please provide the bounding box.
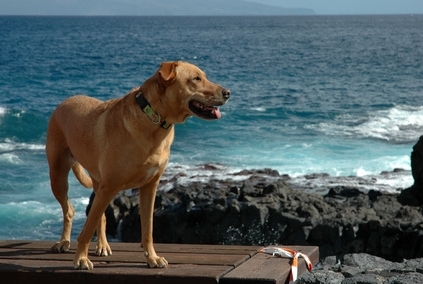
[51,240,70,253]
[146,255,168,268]
[95,243,112,256]
[74,256,94,270]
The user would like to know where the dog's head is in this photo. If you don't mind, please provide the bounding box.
[156,61,230,124]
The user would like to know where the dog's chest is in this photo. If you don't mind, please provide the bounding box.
[131,151,169,185]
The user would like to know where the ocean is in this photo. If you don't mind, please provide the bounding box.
[0,15,422,241]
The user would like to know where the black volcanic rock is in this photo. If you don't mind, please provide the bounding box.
[402,135,423,205]
[88,168,423,264]
[297,254,423,284]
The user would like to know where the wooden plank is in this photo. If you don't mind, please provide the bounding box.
[0,259,230,284]
[0,240,254,284]
[0,241,256,266]
[0,241,319,284]
[0,240,260,255]
[220,246,319,284]
[0,248,250,266]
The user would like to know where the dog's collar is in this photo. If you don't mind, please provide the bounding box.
[135,91,171,129]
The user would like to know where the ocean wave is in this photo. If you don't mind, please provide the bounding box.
[0,153,21,164]
[288,169,413,195]
[160,162,412,195]
[305,105,423,144]
[0,138,45,153]
[0,139,45,165]
[0,196,90,240]
[163,163,246,187]
[0,106,6,116]
[0,106,26,118]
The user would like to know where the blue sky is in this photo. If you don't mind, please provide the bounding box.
[258,0,423,15]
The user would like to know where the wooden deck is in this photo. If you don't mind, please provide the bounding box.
[0,240,318,284]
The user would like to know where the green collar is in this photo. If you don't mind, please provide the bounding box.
[135,90,171,129]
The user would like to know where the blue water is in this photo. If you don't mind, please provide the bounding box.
[1,15,423,241]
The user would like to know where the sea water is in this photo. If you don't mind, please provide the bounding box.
[1,15,422,240]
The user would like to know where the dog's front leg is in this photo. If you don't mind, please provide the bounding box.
[74,189,113,270]
[139,178,168,268]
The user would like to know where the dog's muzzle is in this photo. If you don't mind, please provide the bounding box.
[188,88,230,120]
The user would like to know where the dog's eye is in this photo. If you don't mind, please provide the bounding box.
[193,76,201,81]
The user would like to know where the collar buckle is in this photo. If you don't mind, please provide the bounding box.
[135,91,171,129]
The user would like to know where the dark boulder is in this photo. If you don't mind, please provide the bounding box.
[297,254,423,284]
[402,135,423,205]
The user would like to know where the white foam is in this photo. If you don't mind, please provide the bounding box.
[163,160,413,195]
[250,107,266,112]
[306,105,423,143]
[0,138,45,152]
[0,153,21,164]
[0,107,26,118]
[73,196,90,206]
[0,139,45,165]
[355,167,372,177]
[5,200,61,216]
[160,163,275,191]
[356,106,423,142]
[288,170,412,195]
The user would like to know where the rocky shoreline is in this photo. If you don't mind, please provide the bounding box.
[85,137,423,283]
[105,167,423,258]
[86,163,423,284]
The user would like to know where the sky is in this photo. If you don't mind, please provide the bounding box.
[258,0,423,15]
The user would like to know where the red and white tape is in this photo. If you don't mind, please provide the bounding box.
[258,247,313,283]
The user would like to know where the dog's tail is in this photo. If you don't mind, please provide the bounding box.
[71,162,93,188]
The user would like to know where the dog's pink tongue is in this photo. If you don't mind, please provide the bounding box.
[214,108,221,119]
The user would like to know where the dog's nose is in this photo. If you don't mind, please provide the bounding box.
[222,88,231,100]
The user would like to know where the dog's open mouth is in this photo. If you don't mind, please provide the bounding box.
[189,100,221,120]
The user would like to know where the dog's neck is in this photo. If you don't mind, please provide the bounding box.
[135,90,171,129]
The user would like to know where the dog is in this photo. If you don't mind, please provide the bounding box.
[46,61,230,270]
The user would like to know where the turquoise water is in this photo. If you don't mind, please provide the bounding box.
[0,15,422,240]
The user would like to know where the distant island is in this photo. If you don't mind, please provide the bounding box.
[0,0,315,16]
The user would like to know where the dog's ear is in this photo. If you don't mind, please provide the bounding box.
[158,62,178,85]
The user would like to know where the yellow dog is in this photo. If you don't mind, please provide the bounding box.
[46,61,230,269]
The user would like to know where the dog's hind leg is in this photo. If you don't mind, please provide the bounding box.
[46,118,75,253]
[49,156,75,253]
